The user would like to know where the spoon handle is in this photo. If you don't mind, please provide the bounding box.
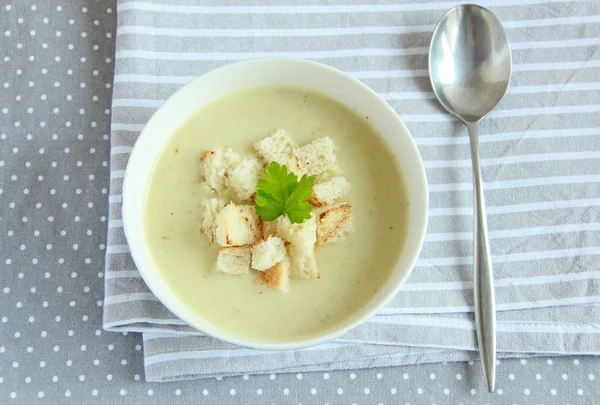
[467,122,497,392]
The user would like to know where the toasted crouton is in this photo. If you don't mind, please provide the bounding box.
[286,155,302,178]
[258,256,290,292]
[215,203,260,246]
[254,128,297,165]
[200,198,225,243]
[275,215,319,279]
[229,158,263,201]
[309,176,351,207]
[251,236,286,271]
[316,203,353,244]
[217,246,251,275]
[200,148,240,192]
[276,215,317,250]
[288,244,319,279]
[294,137,341,179]
[259,218,279,239]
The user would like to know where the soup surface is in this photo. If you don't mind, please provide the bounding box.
[145,87,408,342]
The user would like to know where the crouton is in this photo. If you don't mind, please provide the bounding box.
[215,203,261,246]
[276,215,317,250]
[200,197,225,243]
[229,158,263,201]
[200,148,240,192]
[217,246,252,275]
[258,256,290,292]
[288,244,319,280]
[294,137,341,179]
[316,203,353,244]
[286,155,302,178]
[309,176,351,207]
[259,218,279,239]
[274,215,319,279]
[251,236,286,271]
[254,128,296,165]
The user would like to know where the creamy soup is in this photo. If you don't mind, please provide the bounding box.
[144,87,408,343]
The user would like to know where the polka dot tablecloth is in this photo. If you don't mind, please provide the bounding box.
[0,1,598,403]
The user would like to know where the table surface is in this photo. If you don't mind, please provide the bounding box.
[0,1,598,403]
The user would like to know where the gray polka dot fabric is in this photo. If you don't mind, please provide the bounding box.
[0,0,599,404]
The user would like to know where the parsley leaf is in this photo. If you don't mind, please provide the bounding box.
[255,162,315,224]
[285,174,315,223]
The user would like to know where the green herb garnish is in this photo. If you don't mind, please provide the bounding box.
[255,162,315,224]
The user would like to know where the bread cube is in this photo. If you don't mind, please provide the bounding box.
[258,256,291,292]
[215,203,260,246]
[259,218,280,239]
[294,137,341,179]
[200,148,240,192]
[309,176,351,207]
[276,214,317,250]
[316,203,353,244]
[254,128,297,165]
[288,244,319,280]
[286,155,303,178]
[229,158,263,201]
[200,197,225,243]
[257,215,320,279]
[217,246,252,275]
[251,236,286,271]
[274,215,319,280]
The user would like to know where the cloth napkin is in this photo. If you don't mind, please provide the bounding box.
[104,0,600,381]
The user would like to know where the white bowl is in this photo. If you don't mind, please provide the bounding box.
[122,57,428,350]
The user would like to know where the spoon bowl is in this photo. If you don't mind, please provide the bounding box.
[429,4,512,122]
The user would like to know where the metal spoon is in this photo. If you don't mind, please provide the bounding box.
[428,4,512,392]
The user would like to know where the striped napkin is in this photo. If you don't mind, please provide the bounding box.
[105,0,600,381]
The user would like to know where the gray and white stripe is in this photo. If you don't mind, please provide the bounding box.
[104,0,600,381]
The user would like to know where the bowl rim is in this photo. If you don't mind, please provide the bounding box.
[122,57,429,351]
